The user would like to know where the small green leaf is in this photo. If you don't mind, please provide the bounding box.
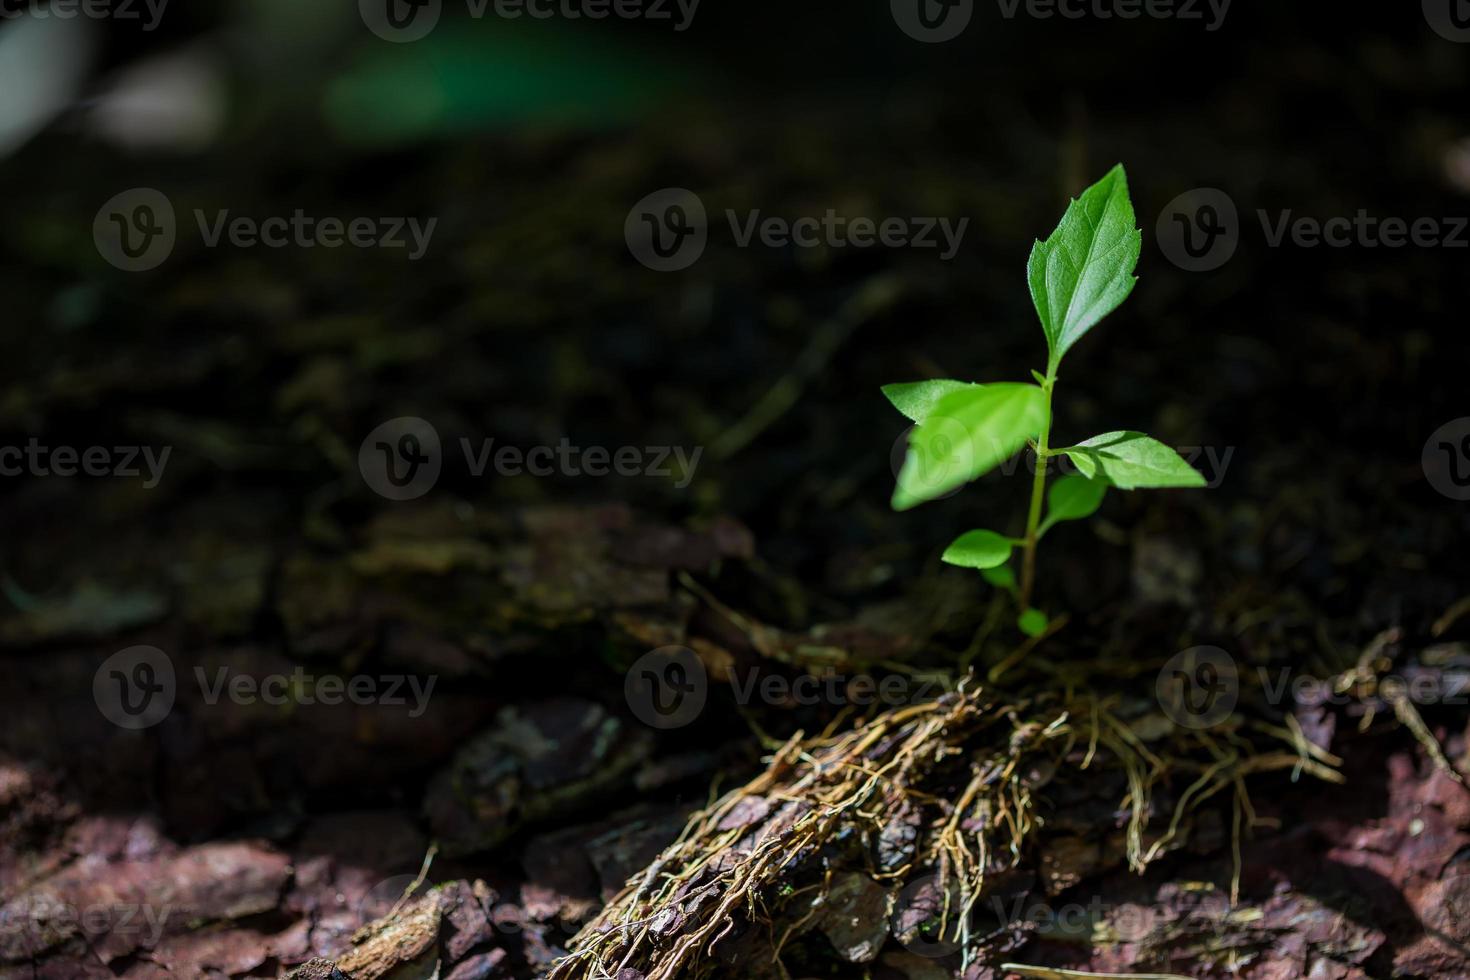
[941,530,1014,570]
[1017,608,1049,637]
[1062,432,1206,490]
[881,380,977,424]
[980,564,1017,591]
[892,383,1047,511]
[1027,164,1142,367]
[1039,474,1108,535]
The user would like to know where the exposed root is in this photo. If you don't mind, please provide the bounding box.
[549,683,1074,980]
[546,673,1347,980]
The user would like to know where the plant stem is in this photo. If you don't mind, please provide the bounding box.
[1018,369,1056,610]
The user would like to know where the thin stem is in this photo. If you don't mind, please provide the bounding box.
[1018,369,1056,610]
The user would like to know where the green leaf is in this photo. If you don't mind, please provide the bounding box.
[1039,474,1108,535]
[980,564,1017,591]
[892,383,1047,511]
[881,380,977,423]
[1062,432,1206,489]
[941,530,1015,570]
[1027,164,1142,367]
[1017,608,1049,637]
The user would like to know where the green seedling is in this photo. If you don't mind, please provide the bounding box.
[883,165,1205,636]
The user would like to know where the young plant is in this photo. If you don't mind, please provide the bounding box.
[883,165,1204,636]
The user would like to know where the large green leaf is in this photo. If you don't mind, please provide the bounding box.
[1039,473,1108,535]
[1061,432,1206,489]
[892,383,1047,511]
[941,529,1015,570]
[1027,165,1142,366]
[881,380,977,423]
